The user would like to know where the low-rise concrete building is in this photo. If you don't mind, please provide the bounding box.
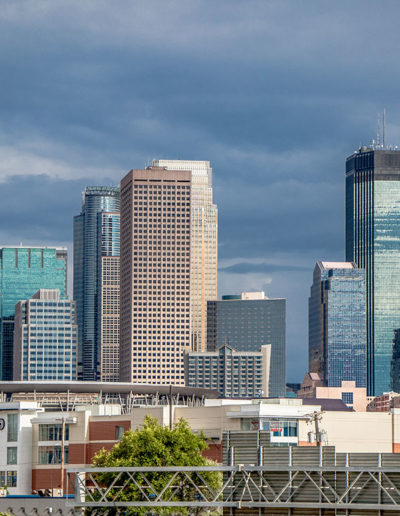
[4,391,400,496]
[367,391,400,412]
[185,344,271,398]
[298,372,368,411]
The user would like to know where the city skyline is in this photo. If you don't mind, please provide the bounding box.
[1,1,400,381]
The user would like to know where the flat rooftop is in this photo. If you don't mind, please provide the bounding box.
[0,381,220,398]
[320,262,354,270]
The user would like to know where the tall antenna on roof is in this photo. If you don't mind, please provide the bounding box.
[383,108,386,149]
[377,113,381,147]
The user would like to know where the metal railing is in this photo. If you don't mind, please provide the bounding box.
[67,463,400,511]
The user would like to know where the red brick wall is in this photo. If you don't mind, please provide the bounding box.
[89,420,130,441]
[87,442,115,463]
[68,443,86,464]
[202,443,222,463]
[32,469,74,494]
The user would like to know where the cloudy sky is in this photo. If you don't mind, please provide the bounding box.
[1,1,400,382]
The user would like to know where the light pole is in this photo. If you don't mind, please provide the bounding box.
[60,416,66,495]
[169,385,173,429]
[55,416,68,496]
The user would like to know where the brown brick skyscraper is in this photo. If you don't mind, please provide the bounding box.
[120,167,192,384]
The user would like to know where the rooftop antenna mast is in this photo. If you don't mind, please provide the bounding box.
[383,108,386,149]
[377,113,381,147]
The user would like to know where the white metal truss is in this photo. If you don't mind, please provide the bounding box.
[66,464,400,511]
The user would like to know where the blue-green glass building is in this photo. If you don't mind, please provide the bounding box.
[207,292,286,397]
[346,148,400,395]
[0,247,67,380]
[308,262,366,388]
[73,186,120,381]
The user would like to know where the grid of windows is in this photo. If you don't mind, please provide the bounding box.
[207,297,285,397]
[120,169,191,384]
[152,161,217,352]
[342,392,354,405]
[0,247,67,380]
[39,423,69,441]
[186,345,267,398]
[38,446,69,465]
[100,255,120,381]
[309,263,367,388]
[346,150,400,396]
[14,291,77,381]
[74,187,120,381]
[0,471,17,487]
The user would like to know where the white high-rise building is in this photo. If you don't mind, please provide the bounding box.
[153,160,218,352]
[13,289,77,381]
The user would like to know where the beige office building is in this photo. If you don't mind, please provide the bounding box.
[153,160,217,352]
[97,211,120,382]
[100,255,120,382]
[120,167,192,384]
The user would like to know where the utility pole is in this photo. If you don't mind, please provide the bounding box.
[169,384,173,430]
[310,411,324,448]
[313,411,321,448]
[60,416,65,495]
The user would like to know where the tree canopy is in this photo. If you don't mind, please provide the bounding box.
[91,415,221,515]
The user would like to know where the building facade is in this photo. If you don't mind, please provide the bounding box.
[4,396,400,495]
[0,402,39,496]
[185,344,271,398]
[298,373,367,412]
[73,187,120,381]
[120,167,191,384]
[367,392,400,412]
[98,212,120,382]
[152,160,218,352]
[346,148,400,395]
[207,292,286,397]
[308,262,367,388]
[0,247,67,381]
[13,290,77,381]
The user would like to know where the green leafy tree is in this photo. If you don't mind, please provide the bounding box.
[90,415,221,515]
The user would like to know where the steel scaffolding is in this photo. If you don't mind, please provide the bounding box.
[67,464,400,512]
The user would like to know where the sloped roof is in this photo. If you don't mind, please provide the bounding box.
[302,398,352,411]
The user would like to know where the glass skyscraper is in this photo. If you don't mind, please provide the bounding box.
[346,148,400,395]
[308,262,366,388]
[207,291,286,397]
[0,246,67,380]
[73,186,120,381]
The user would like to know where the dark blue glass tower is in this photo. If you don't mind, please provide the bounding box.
[346,148,400,395]
[308,262,366,388]
[73,186,120,381]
